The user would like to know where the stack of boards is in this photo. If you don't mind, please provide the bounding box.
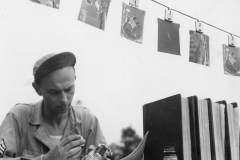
[143,94,239,160]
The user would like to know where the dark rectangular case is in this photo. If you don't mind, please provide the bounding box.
[143,94,183,160]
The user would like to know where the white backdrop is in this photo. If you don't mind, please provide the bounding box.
[0,0,240,144]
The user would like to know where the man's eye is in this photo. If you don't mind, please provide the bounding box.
[65,89,72,93]
[48,91,58,94]
[65,88,73,92]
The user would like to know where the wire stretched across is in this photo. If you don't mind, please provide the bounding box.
[151,0,240,39]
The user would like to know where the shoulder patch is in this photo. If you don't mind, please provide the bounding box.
[0,139,7,157]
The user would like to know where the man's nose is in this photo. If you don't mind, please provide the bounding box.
[59,92,68,103]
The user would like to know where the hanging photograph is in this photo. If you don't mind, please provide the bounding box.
[222,44,240,76]
[120,2,146,44]
[129,0,139,7]
[78,0,111,30]
[189,30,210,66]
[30,0,60,9]
[157,18,180,55]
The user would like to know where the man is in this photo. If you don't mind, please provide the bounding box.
[0,52,106,160]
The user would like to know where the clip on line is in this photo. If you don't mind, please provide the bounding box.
[151,0,240,39]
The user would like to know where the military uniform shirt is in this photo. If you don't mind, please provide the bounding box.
[0,100,106,160]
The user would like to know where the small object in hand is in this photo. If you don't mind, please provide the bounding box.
[94,145,108,157]
[68,126,85,148]
[69,125,80,135]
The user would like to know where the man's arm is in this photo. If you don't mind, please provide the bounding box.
[0,112,22,159]
[85,114,106,151]
[0,106,47,160]
[0,157,41,160]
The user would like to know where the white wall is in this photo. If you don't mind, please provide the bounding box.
[0,0,240,144]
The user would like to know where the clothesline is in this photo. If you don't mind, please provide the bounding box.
[151,0,240,39]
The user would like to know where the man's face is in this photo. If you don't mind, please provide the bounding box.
[38,66,75,114]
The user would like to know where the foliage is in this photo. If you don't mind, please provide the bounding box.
[109,126,142,160]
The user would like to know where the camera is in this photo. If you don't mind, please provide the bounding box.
[83,144,114,160]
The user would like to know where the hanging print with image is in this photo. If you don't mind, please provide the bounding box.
[157,19,180,55]
[189,30,210,66]
[223,44,240,76]
[78,0,111,30]
[30,0,60,8]
[121,2,146,43]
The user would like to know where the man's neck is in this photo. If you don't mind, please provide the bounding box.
[42,107,69,128]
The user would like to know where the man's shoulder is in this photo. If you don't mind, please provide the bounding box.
[8,102,39,118]
[71,105,96,120]
[72,105,93,115]
[72,105,89,110]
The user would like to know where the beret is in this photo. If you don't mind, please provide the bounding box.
[33,52,76,82]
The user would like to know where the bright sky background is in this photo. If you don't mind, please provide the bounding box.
[0,0,240,144]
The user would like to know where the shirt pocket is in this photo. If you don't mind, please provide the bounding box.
[21,149,42,158]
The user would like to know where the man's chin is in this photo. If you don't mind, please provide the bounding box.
[56,105,70,113]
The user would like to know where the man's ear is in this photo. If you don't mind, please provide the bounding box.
[32,82,42,96]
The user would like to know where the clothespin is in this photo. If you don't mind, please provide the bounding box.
[228,34,235,47]
[129,0,139,7]
[195,20,203,33]
[164,7,173,22]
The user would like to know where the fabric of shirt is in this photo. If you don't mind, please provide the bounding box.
[0,100,106,160]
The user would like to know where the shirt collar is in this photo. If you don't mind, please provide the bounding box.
[29,100,81,125]
[29,100,82,150]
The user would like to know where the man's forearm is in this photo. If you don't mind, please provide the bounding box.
[0,155,43,160]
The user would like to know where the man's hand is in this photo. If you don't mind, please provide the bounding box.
[43,135,86,160]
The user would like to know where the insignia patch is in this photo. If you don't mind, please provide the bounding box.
[0,139,7,157]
